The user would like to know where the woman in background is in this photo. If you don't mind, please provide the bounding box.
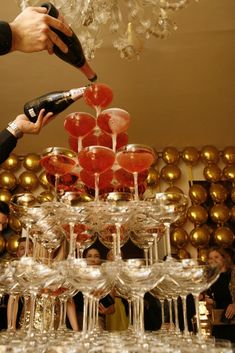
[205,246,235,342]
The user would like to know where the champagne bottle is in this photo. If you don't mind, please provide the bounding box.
[41,2,97,82]
[24,86,87,122]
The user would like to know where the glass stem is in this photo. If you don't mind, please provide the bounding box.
[164,223,172,260]
[193,294,202,338]
[181,294,189,335]
[143,248,149,266]
[173,297,180,333]
[94,173,100,202]
[133,172,139,201]
[154,237,159,261]
[115,223,122,260]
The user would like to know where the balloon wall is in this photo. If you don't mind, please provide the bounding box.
[0,85,234,260]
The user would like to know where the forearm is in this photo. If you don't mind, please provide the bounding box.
[0,129,17,164]
[0,21,12,55]
[66,298,80,331]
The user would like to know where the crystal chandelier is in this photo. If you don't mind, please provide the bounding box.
[17,0,196,60]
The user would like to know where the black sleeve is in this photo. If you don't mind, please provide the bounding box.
[0,21,12,55]
[0,129,17,164]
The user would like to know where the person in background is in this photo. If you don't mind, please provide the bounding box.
[70,247,115,331]
[105,249,129,331]
[7,237,33,331]
[0,201,10,331]
[205,246,235,342]
[0,5,73,164]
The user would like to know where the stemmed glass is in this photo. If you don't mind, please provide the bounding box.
[12,257,58,339]
[60,258,116,336]
[97,108,131,152]
[145,191,188,261]
[116,144,156,200]
[64,112,96,153]
[177,259,220,339]
[10,193,47,257]
[98,192,134,260]
[116,259,164,335]
[60,191,97,259]
[40,147,77,201]
[78,146,116,201]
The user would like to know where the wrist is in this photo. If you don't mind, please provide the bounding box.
[0,21,12,55]
[7,121,24,139]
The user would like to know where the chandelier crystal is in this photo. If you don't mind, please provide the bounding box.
[16,0,196,60]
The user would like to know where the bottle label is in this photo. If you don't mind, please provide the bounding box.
[69,86,87,100]
[28,108,36,118]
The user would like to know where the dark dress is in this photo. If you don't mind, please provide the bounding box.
[0,129,17,164]
[207,270,235,342]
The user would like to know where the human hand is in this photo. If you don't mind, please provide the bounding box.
[13,109,54,135]
[10,6,72,54]
[225,303,235,319]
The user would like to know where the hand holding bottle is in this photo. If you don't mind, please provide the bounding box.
[41,2,97,81]
[8,109,54,138]
[9,6,72,54]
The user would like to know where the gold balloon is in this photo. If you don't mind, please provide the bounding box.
[198,248,208,263]
[146,167,159,188]
[214,226,234,247]
[187,205,208,225]
[201,145,220,165]
[6,233,21,255]
[177,248,191,259]
[38,171,51,189]
[222,146,235,164]
[0,189,12,203]
[37,191,55,203]
[209,183,228,203]
[1,153,20,171]
[18,171,39,191]
[203,164,222,182]
[165,186,184,194]
[231,187,235,203]
[210,204,230,224]
[189,226,210,248]
[223,165,235,182]
[162,147,180,165]
[0,171,17,190]
[23,153,41,172]
[0,234,6,253]
[189,184,207,204]
[170,227,188,249]
[173,213,187,227]
[8,215,22,232]
[182,147,200,165]
[230,205,235,223]
[160,165,181,183]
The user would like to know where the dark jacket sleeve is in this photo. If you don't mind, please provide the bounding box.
[0,129,17,164]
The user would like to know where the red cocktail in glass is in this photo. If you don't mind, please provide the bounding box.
[64,112,96,152]
[41,147,77,199]
[78,146,115,201]
[116,144,156,200]
[97,108,131,152]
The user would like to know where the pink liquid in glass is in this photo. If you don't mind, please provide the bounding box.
[46,172,79,188]
[80,168,113,189]
[116,150,155,174]
[114,168,148,187]
[97,108,130,135]
[64,112,96,138]
[83,83,113,113]
[78,146,115,174]
[41,155,76,175]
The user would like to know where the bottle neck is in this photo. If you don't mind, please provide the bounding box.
[69,86,87,100]
[80,61,97,82]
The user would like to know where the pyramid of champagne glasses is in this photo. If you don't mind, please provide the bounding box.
[0,84,224,353]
